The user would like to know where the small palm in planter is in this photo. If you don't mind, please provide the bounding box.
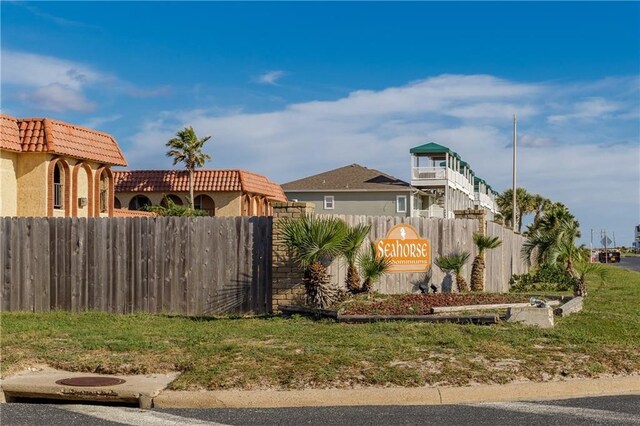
[358,243,392,293]
[279,215,348,309]
[341,224,372,294]
[435,252,471,292]
[470,233,502,292]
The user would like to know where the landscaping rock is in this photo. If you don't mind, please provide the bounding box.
[506,306,554,328]
[554,296,584,317]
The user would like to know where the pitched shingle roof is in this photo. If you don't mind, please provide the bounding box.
[0,114,127,166]
[113,170,287,202]
[281,164,410,192]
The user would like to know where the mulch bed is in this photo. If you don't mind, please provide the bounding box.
[339,293,531,316]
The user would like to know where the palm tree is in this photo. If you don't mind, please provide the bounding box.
[496,188,534,232]
[358,243,392,293]
[529,193,551,229]
[470,233,502,292]
[166,126,212,209]
[434,251,471,292]
[572,258,607,297]
[522,203,581,268]
[340,224,372,293]
[279,215,348,308]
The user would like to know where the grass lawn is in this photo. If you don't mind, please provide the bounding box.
[1,265,639,390]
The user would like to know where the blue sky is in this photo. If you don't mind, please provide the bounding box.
[2,2,639,245]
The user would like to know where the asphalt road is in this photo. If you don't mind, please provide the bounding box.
[616,256,640,272]
[2,395,639,425]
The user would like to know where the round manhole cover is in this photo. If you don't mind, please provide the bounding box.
[56,377,126,387]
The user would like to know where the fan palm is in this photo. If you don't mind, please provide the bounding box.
[572,258,607,297]
[340,224,372,293]
[470,233,502,292]
[358,243,392,293]
[166,126,212,209]
[496,188,534,232]
[279,215,348,308]
[522,205,581,268]
[434,251,471,292]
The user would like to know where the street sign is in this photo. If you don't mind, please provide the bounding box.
[601,236,612,247]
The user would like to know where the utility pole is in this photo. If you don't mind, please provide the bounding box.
[590,229,594,263]
[512,113,517,233]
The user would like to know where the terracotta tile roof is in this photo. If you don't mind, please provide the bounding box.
[0,115,21,152]
[113,170,287,202]
[281,164,411,192]
[0,114,127,166]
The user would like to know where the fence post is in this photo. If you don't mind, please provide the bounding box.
[454,208,486,235]
[271,202,315,311]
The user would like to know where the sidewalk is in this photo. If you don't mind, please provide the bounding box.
[1,367,639,409]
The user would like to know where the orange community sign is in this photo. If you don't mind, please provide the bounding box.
[375,224,431,273]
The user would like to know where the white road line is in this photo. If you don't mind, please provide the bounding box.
[58,404,230,426]
[469,401,640,424]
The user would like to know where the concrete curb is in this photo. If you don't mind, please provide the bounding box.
[152,375,640,408]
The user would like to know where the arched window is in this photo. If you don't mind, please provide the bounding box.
[161,194,183,207]
[129,195,152,211]
[53,163,64,209]
[114,197,122,209]
[194,194,215,216]
[99,170,109,213]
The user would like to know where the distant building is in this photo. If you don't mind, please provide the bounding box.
[282,164,414,217]
[114,170,287,216]
[634,224,640,250]
[0,114,127,217]
[409,142,499,219]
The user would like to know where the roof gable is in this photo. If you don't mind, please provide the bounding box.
[281,163,410,192]
[0,114,127,166]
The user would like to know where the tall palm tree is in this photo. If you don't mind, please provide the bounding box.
[166,126,212,209]
[340,224,372,293]
[279,215,348,308]
[496,188,534,232]
[435,251,471,292]
[358,243,392,293]
[530,193,551,229]
[470,233,502,292]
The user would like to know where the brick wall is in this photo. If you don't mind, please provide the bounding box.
[454,208,486,235]
[271,201,315,311]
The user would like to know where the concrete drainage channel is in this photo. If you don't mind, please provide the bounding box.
[0,367,179,408]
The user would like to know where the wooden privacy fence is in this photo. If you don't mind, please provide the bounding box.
[322,215,528,293]
[0,216,272,315]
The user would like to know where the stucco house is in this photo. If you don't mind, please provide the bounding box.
[113,170,287,216]
[281,164,415,217]
[0,114,127,217]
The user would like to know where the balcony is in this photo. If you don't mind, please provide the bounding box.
[412,167,473,195]
[412,205,446,218]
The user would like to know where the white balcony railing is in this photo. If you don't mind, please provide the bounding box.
[412,205,445,218]
[412,167,446,180]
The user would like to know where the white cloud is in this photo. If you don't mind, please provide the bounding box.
[2,50,106,90]
[257,70,287,85]
[2,49,170,112]
[16,84,96,112]
[548,97,622,123]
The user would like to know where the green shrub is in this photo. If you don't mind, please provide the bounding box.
[509,264,577,293]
